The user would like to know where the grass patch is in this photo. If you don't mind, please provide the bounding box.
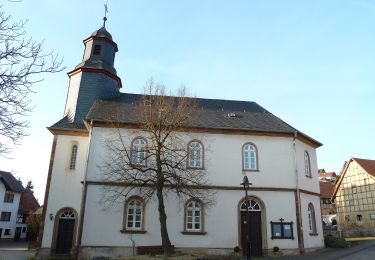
[345,237,375,242]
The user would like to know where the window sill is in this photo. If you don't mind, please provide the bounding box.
[120,229,147,234]
[186,167,205,170]
[309,232,319,236]
[305,175,312,179]
[271,237,294,240]
[181,231,206,235]
[242,169,259,172]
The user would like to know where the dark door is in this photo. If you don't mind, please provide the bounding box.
[55,218,75,254]
[0,228,2,239]
[14,227,22,241]
[241,212,262,256]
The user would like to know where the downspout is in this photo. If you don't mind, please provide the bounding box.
[74,120,94,259]
[293,131,305,254]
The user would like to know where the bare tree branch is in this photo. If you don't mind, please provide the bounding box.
[0,6,65,155]
[100,80,215,256]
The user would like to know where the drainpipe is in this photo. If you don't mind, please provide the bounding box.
[293,132,305,254]
[74,120,94,259]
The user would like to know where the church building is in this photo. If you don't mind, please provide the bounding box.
[38,20,324,258]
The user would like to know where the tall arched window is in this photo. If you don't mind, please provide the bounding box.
[124,197,144,231]
[243,143,258,171]
[185,200,204,232]
[131,138,147,166]
[304,151,311,177]
[69,145,78,170]
[307,203,317,234]
[187,140,203,169]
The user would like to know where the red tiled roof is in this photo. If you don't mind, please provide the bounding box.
[19,191,40,214]
[354,158,375,178]
[320,182,335,199]
[319,171,337,178]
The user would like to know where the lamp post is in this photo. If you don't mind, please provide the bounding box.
[241,175,252,260]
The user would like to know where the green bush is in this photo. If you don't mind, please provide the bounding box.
[324,235,347,248]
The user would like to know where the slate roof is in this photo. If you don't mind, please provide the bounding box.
[49,93,321,146]
[0,171,25,192]
[84,93,320,144]
[91,26,113,40]
[74,58,117,75]
[49,116,86,131]
[19,190,40,214]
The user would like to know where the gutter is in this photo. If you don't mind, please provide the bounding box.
[75,120,94,259]
[293,131,305,253]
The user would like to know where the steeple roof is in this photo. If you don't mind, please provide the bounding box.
[91,26,113,40]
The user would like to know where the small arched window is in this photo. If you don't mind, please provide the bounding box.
[185,200,203,232]
[243,143,258,171]
[69,145,78,170]
[124,197,144,231]
[304,151,311,177]
[188,141,203,169]
[131,138,147,166]
[307,203,317,234]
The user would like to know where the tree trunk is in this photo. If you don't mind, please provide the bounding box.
[157,186,173,256]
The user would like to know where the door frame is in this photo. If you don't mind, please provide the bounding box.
[51,207,78,254]
[237,195,268,255]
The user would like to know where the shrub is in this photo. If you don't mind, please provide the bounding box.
[233,246,240,253]
[273,246,280,252]
[324,235,347,248]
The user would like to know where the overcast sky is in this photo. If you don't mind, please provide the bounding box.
[1,0,374,203]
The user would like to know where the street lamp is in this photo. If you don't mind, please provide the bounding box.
[241,175,252,260]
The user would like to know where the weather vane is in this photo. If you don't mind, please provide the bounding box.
[103,0,109,27]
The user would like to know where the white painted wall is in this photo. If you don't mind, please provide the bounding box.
[0,181,21,239]
[87,127,307,189]
[82,185,300,250]
[300,193,324,248]
[41,135,89,248]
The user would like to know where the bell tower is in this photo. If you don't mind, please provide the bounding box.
[63,20,122,124]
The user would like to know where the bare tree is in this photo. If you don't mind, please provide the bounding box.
[100,80,215,256]
[0,6,64,155]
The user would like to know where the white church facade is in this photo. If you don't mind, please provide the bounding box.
[38,23,324,258]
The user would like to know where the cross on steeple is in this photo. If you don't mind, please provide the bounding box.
[103,0,109,27]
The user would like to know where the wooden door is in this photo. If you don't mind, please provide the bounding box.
[14,227,21,241]
[241,212,262,256]
[56,218,75,254]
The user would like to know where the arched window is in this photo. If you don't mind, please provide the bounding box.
[188,140,204,169]
[60,210,76,219]
[185,200,203,232]
[243,143,258,171]
[304,151,311,177]
[124,197,144,231]
[131,138,147,166]
[69,145,78,170]
[240,199,261,211]
[307,203,317,234]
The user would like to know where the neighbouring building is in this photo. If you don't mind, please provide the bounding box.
[0,171,26,240]
[318,170,337,183]
[332,157,375,237]
[319,182,336,216]
[38,20,324,258]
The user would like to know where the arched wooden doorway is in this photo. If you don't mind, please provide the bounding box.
[53,208,77,255]
[238,198,265,256]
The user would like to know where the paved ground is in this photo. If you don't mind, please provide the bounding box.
[0,240,375,259]
[256,240,375,260]
[0,241,35,260]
